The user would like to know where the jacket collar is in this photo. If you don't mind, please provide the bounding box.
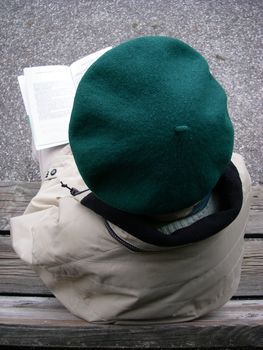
[80,162,243,247]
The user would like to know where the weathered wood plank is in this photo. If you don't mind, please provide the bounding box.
[1,236,263,297]
[1,297,263,325]
[0,296,81,325]
[0,181,40,230]
[1,182,263,234]
[250,184,263,209]
[0,236,50,295]
[243,184,263,235]
[0,297,262,348]
[237,238,263,296]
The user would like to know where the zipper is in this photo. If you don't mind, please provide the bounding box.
[104,220,144,252]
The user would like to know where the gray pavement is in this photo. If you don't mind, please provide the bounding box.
[0,0,262,183]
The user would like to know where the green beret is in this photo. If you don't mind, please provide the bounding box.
[69,36,234,215]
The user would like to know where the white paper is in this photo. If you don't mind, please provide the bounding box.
[23,65,75,150]
[18,47,112,151]
[70,47,112,87]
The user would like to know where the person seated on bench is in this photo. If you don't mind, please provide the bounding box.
[10,36,251,324]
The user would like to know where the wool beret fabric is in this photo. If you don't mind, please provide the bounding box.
[69,36,234,215]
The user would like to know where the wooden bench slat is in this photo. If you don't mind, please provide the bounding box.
[0,182,40,230]
[1,236,263,297]
[1,296,262,325]
[247,184,263,234]
[0,297,262,348]
[0,235,49,295]
[1,182,263,234]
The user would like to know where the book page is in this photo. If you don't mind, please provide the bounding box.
[70,47,112,88]
[24,66,75,150]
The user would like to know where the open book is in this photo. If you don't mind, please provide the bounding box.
[18,47,112,150]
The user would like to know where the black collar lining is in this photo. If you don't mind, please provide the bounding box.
[81,162,243,246]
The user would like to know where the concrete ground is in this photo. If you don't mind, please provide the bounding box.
[0,0,262,183]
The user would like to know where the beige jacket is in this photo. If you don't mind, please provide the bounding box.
[11,146,251,324]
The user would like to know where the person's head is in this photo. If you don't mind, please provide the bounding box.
[69,36,234,216]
